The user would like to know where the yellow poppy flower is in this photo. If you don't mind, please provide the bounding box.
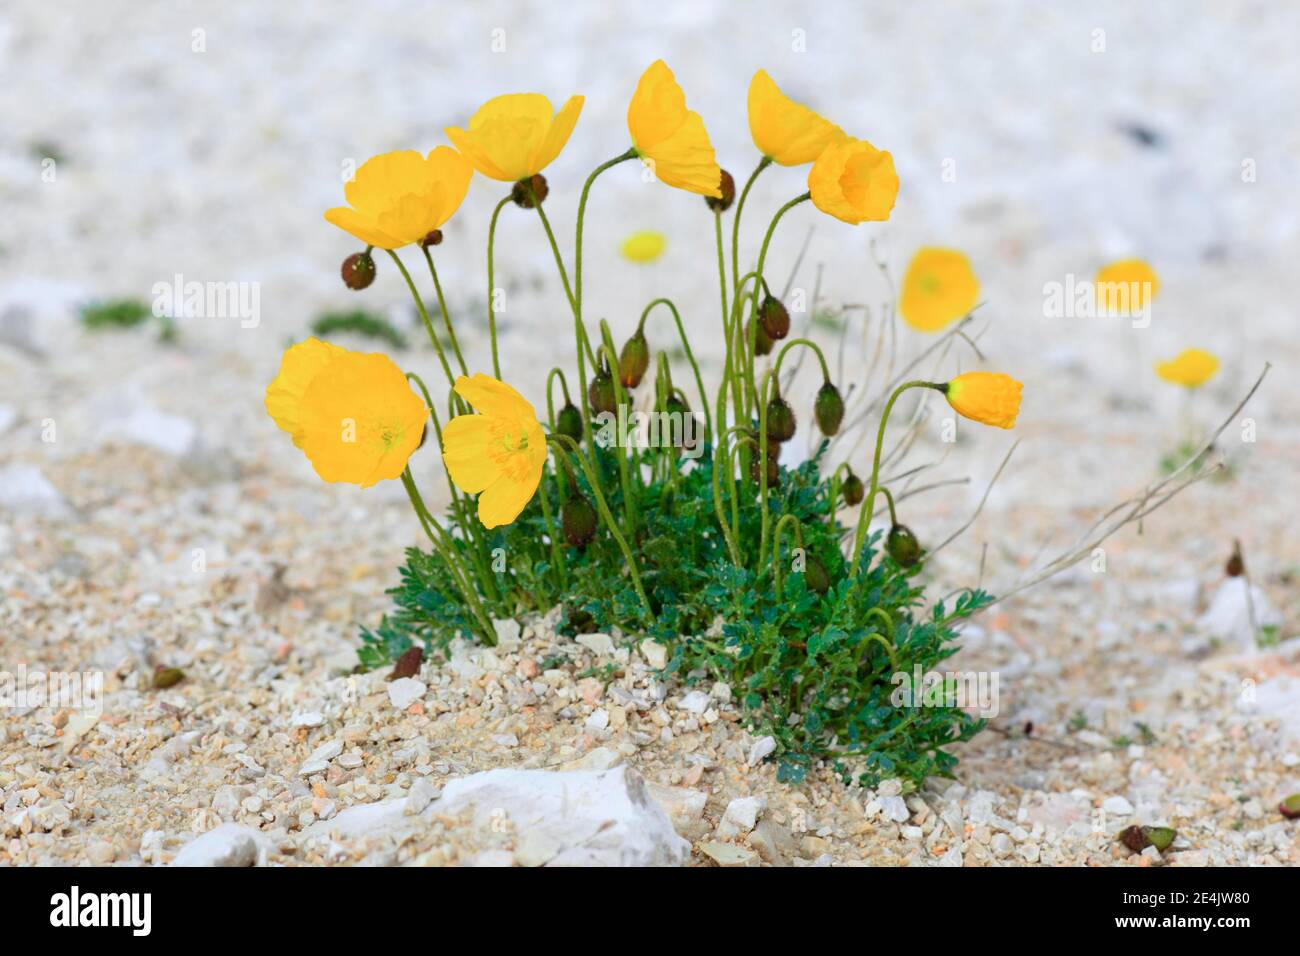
[1155,348,1218,388]
[445,93,584,183]
[1096,258,1159,315]
[747,69,843,166]
[441,374,548,529]
[807,136,898,225]
[944,372,1023,429]
[324,147,473,250]
[620,230,666,264]
[900,248,980,332]
[266,339,427,487]
[627,60,722,198]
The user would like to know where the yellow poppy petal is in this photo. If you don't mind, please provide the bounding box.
[323,206,403,249]
[900,248,980,333]
[748,69,843,166]
[265,337,347,447]
[425,146,474,226]
[444,124,512,181]
[453,373,539,423]
[808,137,898,225]
[945,372,1022,429]
[530,95,584,175]
[477,458,544,529]
[1155,348,1218,388]
[627,60,686,151]
[1096,259,1159,315]
[441,413,501,493]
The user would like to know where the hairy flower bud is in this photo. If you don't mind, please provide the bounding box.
[588,364,617,416]
[759,294,790,340]
[619,329,650,388]
[814,381,845,436]
[511,173,549,208]
[804,556,830,595]
[555,401,583,441]
[1225,540,1244,577]
[748,318,774,356]
[749,444,779,485]
[766,395,796,442]
[561,495,598,548]
[341,251,376,290]
[887,523,922,568]
[420,229,443,248]
[842,469,864,507]
[706,169,736,212]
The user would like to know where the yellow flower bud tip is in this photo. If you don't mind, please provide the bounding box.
[1095,258,1158,315]
[748,68,844,167]
[445,93,584,182]
[627,60,723,198]
[620,230,667,264]
[807,135,898,225]
[1155,348,1219,389]
[943,372,1023,430]
[441,374,547,530]
[900,247,980,333]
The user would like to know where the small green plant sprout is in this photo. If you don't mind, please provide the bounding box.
[310,308,409,350]
[79,297,176,343]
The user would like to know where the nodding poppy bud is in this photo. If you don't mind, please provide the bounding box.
[759,294,790,340]
[766,395,796,443]
[842,469,864,506]
[561,495,598,548]
[1280,794,1300,819]
[420,229,443,248]
[619,329,650,388]
[341,251,376,290]
[804,556,831,595]
[814,381,845,436]
[511,174,549,208]
[588,364,617,416]
[1225,540,1244,577]
[749,445,779,485]
[665,393,690,418]
[886,524,922,568]
[555,401,583,442]
[706,169,736,213]
[748,318,774,356]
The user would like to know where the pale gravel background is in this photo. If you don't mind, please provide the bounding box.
[1,0,1298,866]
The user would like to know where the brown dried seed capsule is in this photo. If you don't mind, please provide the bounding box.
[1118,825,1148,853]
[341,251,376,290]
[1225,540,1244,577]
[153,666,185,689]
[388,646,423,681]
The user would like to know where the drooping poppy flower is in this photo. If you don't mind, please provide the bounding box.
[943,372,1023,429]
[620,230,667,263]
[1155,348,1219,388]
[1096,258,1159,315]
[445,93,584,182]
[807,136,898,225]
[747,69,843,166]
[900,248,980,332]
[324,147,473,250]
[441,374,548,529]
[627,60,722,198]
[266,338,427,486]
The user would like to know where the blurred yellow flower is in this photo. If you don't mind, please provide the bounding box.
[1096,258,1159,315]
[901,248,980,332]
[325,147,473,250]
[807,136,898,225]
[620,230,667,264]
[445,92,584,182]
[266,339,427,487]
[748,69,843,166]
[627,60,722,197]
[1155,348,1219,388]
[441,374,547,529]
[944,372,1022,429]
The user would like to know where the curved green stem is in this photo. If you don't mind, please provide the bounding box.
[638,297,712,441]
[748,193,810,411]
[772,337,832,385]
[597,323,637,535]
[731,156,772,296]
[420,245,466,375]
[772,514,804,595]
[386,250,455,388]
[485,195,511,378]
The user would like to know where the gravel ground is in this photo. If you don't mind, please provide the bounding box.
[2,1,1298,866]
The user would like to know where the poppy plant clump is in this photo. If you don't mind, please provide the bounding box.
[266,61,1041,787]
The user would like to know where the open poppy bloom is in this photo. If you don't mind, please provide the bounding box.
[943,372,1023,429]
[627,60,722,198]
[807,136,898,224]
[1096,258,1159,315]
[266,338,428,486]
[441,374,547,529]
[901,247,980,332]
[747,69,843,166]
[1155,348,1219,388]
[445,93,584,182]
[324,148,473,250]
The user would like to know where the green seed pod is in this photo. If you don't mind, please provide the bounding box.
[705,169,736,213]
[153,666,185,689]
[588,364,617,416]
[887,524,922,568]
[555,401,583,441]
[511,173,549,208]
[561,495,598,548]
[804,556,830,595]
[814,381,845,436]
[842,469,864,507]
[759,294,790,340]
[766,395,796,442]
[341,251,376,290]
[1280,794,1300,819]
[618,329,650,388]
[749,318,774,356]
